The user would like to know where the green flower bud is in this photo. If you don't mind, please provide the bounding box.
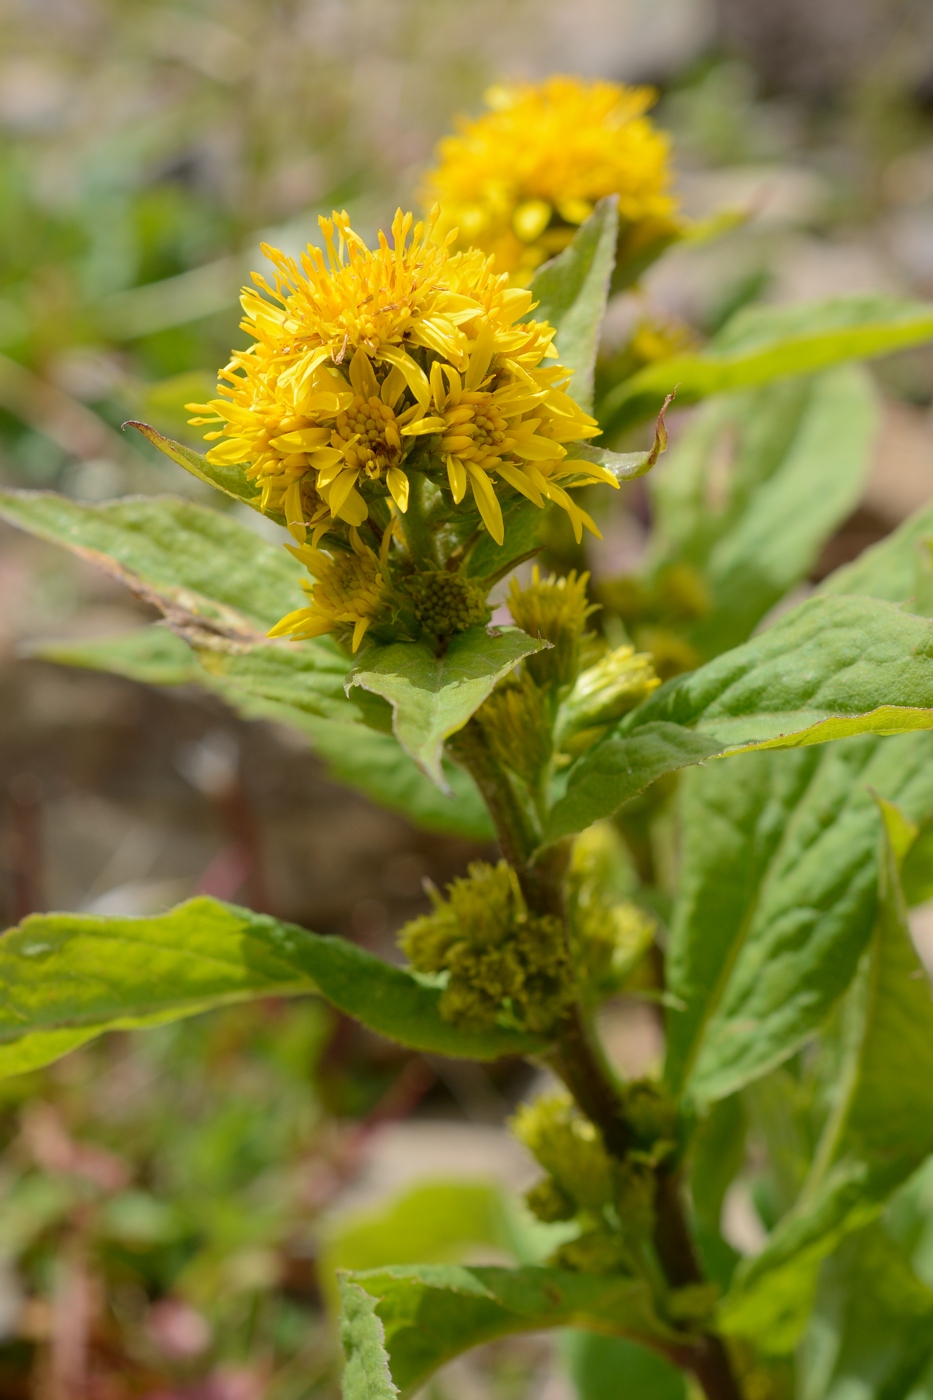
[405,568,490,638]
[507,567,597,689]
[551,1228,630,1274]
[512,1094,614,1213]
[476,670,553,785]
[525,1177,576,1223]
[556,644,659,753]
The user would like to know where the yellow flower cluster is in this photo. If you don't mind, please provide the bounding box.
[189,208,609,562]
[422,76,679,284]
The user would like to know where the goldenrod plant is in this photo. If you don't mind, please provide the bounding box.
[9,190,933,1400]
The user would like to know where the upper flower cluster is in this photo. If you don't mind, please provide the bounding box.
[189,208,608,549]
[422,76,680,285]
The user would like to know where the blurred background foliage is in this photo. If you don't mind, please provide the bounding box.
[5,0,933,1396]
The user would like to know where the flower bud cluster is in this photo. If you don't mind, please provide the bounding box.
[398,861,575,1035]
[512,1092,660,1274]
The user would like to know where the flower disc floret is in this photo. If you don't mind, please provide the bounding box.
[423,76,680,284]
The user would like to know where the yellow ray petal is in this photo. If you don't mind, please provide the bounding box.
[447,454,467,503]
[465,464,504,544]
[386,466,410,512]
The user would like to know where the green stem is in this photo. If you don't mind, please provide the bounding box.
[398,470,440,567]
[448,719,745,1400]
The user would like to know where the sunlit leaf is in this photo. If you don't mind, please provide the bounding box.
[720,804,933,1349]
[546,595,933,840]
[600,296,933,436]
[0,897,542,1078]
[527,196,618,412]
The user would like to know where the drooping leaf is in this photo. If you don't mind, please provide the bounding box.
[526,196,618,412]
[600,295,933,435]
[798,1227,933,1400]
[665,735,933,1107]
[645,367,877,658]
[0,489,301,632]
[125,420,285,523]
[0,896,542,1079]
[546,594,933,840]
[348,626,546,787]
[339,1280,399,1400]
[32,628,494,840]
[341,1263,681,1398]
[720,805,933,1348]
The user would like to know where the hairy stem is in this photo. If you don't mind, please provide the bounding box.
[448,718,745,1400]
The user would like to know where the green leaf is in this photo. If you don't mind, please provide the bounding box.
[0,488,301,632]
[125,420,285,523]
[547,723,724,842]
[546,594,933,841]
[32,628,494,841]
[665,734,933,1107]
[600,296,933,436]
[194,636,354,720]
[720,804,933,1348]
[798,1226,933,1400]
[820,495,933,612]
[562,1332,686,1400]
[32,626,200,687]
[339,1280,399,1400]
[646,368,878,658]
[342,1263,680,1398]
[527,196,619,412]
[349,626,547,788]
[0,896,542,1078]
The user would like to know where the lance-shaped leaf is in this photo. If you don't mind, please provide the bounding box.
[644,367,877,659]
[719,805,933,1349]
[0,488,301,632]
[31,628,494,841]
[348,626,547,788]
[339,1264,684,1399]
[665,733,933,1107]
[125,420,285,523]
[798,1227,933,1400]
[546,594,933,841]
[600,295,933,435]
[526,196,618,412]
[0,896,542,1080]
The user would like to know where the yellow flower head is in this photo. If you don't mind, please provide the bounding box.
[422,76,680,285]
[188,207,613,558]
[268,528,388,652]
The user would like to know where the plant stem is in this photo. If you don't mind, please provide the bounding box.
[448,720,744,1400]
[398,470,440,567]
